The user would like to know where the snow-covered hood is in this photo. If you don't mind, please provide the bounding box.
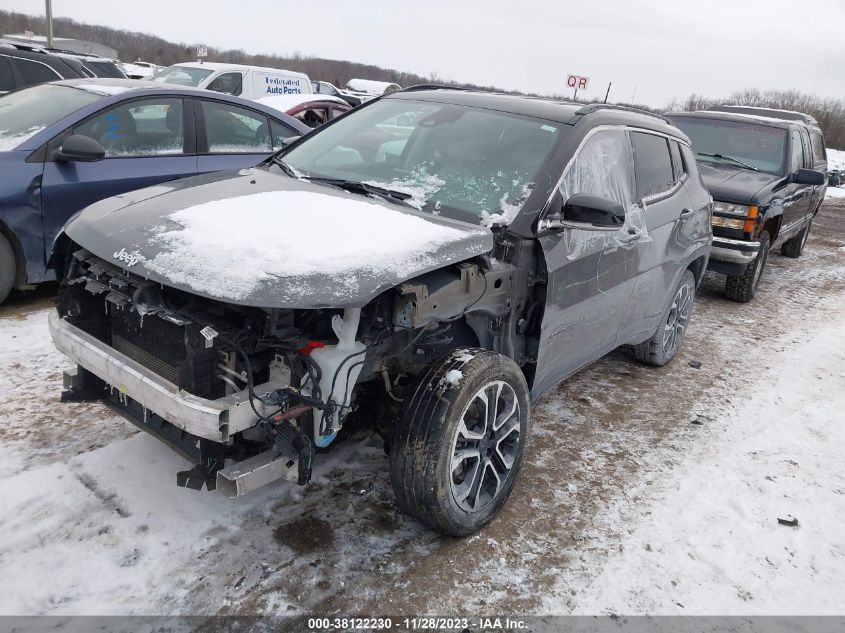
[64,168,494,309]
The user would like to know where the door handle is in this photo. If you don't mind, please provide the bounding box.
[679,208,694,219]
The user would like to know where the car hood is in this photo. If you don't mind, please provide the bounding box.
[698,162,784,204]
[64,167,494,309]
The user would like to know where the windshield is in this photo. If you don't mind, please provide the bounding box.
[0,84,100,151]
[87,61,126,78]
[153,66,214,87]
[670,116,787,174]
[280,98,562,224]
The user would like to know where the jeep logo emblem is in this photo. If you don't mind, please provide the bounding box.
[113,248,141,267]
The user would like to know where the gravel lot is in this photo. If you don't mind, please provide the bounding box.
[1,200,843,617]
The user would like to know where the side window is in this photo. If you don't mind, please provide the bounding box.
[811,133,826,163]
[201,100,272,153]
[631,132,675,200]
[790,130,804,172]
[800,130,812,168]
[295,107,328,129]
[560,128,634,208]
[270,119,297,150]
[330,106,348,119]
[669,140,685,182]
[15,58,61,86]
[680,144,697,176]
[207,72,243,96]
[0,57,14,92]
[73,98,185,157]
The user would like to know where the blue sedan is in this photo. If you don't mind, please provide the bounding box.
[0,78,309,303]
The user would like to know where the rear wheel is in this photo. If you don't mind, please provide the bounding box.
[633,269,696,367]
[0,234,16,305]
[781,221,811,259]
[725,230,770,303]
[390,348,530,536]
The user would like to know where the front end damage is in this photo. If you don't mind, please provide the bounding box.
[51,239,537,496]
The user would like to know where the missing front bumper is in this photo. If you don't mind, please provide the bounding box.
[49,312,284,443]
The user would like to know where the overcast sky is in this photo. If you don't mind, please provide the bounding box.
[5,0,845,107]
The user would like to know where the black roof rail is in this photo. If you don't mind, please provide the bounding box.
[571,102,670,124]
[400,84,472,93]
[708,105,819,126]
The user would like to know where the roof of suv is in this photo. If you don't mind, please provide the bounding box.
[665,110,797,131]
[0,46,86,79]
[707,105,819,127]
[386,88,683,137]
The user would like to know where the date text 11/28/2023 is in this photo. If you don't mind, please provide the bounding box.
[307,617,528,630]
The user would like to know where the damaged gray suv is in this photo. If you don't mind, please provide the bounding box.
[50,88,712,535]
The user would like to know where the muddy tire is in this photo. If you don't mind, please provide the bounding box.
[781,221,811,259]
[0,234,15,305]
[633,269,696,367]
[389,348,530,536]
[725,230,770,303]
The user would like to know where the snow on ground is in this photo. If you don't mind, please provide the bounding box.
[827,148,845,171]
[567,314,845,615]
[826,148,845,199]
[1,201,844,616]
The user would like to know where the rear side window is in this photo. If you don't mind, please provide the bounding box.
[0,57,14,92]
[811,132,826,163]
[631,132,674,200]
[669,140,685,182]
[201,100,272,153]
[15,58,61,86]
[680,144,697,175]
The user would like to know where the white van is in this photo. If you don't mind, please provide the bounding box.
[152,62,312,101]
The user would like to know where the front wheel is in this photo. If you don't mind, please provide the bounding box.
[725,230,770,303]
[390,349,530,536]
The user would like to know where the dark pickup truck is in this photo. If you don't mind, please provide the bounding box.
[667,107,828,302]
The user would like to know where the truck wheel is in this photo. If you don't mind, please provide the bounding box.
[390,348,530,536]
[633,269,696,367]
[0,234,15,305]
[781,221,811,259]
[725,230,770,303]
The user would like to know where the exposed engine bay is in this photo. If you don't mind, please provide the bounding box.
[53,237,542,495]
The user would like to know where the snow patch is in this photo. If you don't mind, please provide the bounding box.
[443,369,464,387]
[481,183,533,227]
[363,172,445,211]
[76,84,134,96]
[0,125,44,151]
[144,190,485,301]
[826,148,845,172]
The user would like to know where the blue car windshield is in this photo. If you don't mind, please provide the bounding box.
[0,84,101,151]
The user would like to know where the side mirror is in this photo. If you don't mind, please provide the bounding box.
[792,168,825,186]
[55,134,106,163]
[281,135,301,147]
[562,193,626,227]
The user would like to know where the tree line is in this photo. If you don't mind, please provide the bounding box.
[2,10,842,148]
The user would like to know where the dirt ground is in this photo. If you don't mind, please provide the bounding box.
[0,200,843,618]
